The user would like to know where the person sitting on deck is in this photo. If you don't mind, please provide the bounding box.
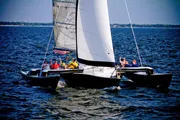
[67,59,78,69]
[60,61,66,69]
[50,58,62,69]
[119,57,126,68]
[60,57,74,69]
[124,60,131,67]
[65,56,72,65]
[42,61,50,70]
[131,59,139,67]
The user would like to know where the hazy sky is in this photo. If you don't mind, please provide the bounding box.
[0,0,180,24]
[108,0,180,24]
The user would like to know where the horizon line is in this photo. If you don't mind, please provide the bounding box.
[0,21,180,25]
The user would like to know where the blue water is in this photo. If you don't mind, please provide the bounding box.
[0,26,179,119]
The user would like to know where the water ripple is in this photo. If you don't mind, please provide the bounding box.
[0,26,179,119]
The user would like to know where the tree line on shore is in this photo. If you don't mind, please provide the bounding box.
[0,21,53,26]
[110,23,180,28]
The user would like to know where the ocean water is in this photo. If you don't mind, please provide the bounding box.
[0,26,179,119]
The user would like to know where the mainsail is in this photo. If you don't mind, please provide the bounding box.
[76,0,115,67]
[53,0,76,52]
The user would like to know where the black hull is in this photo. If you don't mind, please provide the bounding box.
[20,71,60,89]
[123,72,172,88]
[60,73,120,88]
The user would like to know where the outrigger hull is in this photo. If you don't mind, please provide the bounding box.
[116,67,172,88]
[123,72,172,88]
[60,73,120,89]
[20,70,60,89]
[20,68,83,88]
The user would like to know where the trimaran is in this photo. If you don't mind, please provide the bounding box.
[20,0,172,89]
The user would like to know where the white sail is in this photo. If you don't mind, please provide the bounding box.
[53,0,76,51]
[77,0,115,67]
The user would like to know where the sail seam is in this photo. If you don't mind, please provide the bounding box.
[55,21,74,26]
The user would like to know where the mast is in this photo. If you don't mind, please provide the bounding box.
[75,0,79,60]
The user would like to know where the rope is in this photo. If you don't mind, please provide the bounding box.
[41,28,54,68]
[124,0,143,66]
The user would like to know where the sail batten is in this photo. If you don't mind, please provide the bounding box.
[55,21,75,26]
[76,0,115,67]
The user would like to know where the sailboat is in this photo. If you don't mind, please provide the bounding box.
[60,0,121,88]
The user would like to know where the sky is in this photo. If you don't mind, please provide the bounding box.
[0,0,180,24]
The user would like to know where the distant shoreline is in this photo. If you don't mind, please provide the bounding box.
[110,23,180,28]
[0,21,53,26]
[0,25,53,27]
[0,22,179,28]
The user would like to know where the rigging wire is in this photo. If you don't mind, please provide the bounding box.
[124,0,143,66]
[41,28,54,68]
